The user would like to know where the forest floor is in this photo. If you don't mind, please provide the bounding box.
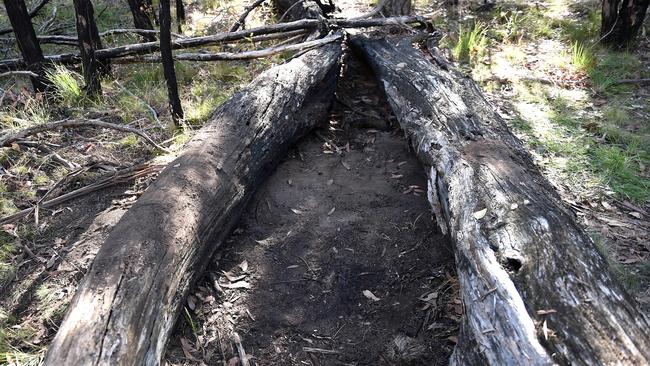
[164,53,458,366]
[0,0,648,365]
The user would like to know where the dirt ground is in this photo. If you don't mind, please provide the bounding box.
[163,54,459,365]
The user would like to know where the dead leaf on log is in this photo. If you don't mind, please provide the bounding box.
[239,260,249,272]
[219,281,251,289]
[473,208,487,220]
[363,290,380,301]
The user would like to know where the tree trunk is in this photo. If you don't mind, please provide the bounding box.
[600,0,650,48]
[0,0,51,36]
[73,0,103,96]
[175,0,185,33]
[43,40,341,366]
[159,0,183,125]
[2,0,48,92]
[351,37,650,365]
[382,0,411,16]
[127,0,156,42]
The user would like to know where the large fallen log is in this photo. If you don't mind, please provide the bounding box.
[44,39,342,365]
[351,37,650,365]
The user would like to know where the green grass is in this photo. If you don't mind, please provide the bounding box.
[453,23,488,65]
[46,65,84,105]
[571,42,596,73]
[591,146,650,202]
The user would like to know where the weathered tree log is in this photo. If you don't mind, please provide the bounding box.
[159,0,183,125]
[126,0,156,42]
[2,0,48,91]
[351,37,650,365]
[0,16,423,71]
[43,39,341,366]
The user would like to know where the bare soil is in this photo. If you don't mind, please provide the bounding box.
[163,54,459,365]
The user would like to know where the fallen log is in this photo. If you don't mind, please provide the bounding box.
[43,38,342,365]
[351,37,650,365]
[0,16,423,71]
[114,33,341,63]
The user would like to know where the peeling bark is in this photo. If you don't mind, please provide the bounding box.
[43,40,341,366]
[352,37,650,365]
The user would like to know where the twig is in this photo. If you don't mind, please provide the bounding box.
[233,332,251,366]
[113,80,162,129]
[303,347,340,355]
[230,0,268,32]
[0,163,163,225]
[348,0,390,20]
[116,34,342,63]
[277,0,306,23]
[1,117,170,152]
[0,70,39,78]
[614,78,650,85]
[16,140,79,169]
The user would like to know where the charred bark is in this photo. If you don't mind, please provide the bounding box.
[2,0,48,92]
[159,0,183,125]
[600,0,650,48]
[127,0,156,42]
[175,0,185,32]
[73,0,104,96]
[352,37,650,365]
[43,40,341,366]
[0,0,50,36]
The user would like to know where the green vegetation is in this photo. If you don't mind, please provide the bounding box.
[45,65,84,106]
[453,23,488,65]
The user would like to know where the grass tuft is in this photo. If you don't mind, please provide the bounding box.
[46,65,83,105]
[453,23,487,65]
[571,42,595,73]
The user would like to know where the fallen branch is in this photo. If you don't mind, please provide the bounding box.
[0,163,163,225]
[0,0,51,36]
[1,118,169,152]
[0,16,425,71]
[116,33,341,62]
[348,0,390,20]
[230,0,268,32]
[615,78,650,85]
[0,70,39,78]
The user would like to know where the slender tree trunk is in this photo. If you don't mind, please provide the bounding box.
[73,0,104,96]
[127,0,156,42]
[159,0,183,125]
[2,0,48,92]
[600,0,650,48]
[176,0,185,33]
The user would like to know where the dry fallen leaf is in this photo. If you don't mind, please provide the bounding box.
[602,201,613,210]
[473,208,487,220]
[187,295,197,310]
[327,179,334,185]
[219,281,251,289]
[629,211,642,219]
[363,290,380,302]
[291,208,304,214]
[180,337,199,361]
[327,207,336,216]
[227,357,240,366]
[239,260,249,272]
[341,160,351,170]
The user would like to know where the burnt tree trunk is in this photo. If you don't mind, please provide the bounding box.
[352,37,650,365]
[159,0,183,125]
[175,0,185,32]
[43,40,341,366]
[127,0,156,42]
[73,0,104,96]
[600,0,650,48]
[2,0,48,92]
[382,0,411,16]
[0,0,50,36]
